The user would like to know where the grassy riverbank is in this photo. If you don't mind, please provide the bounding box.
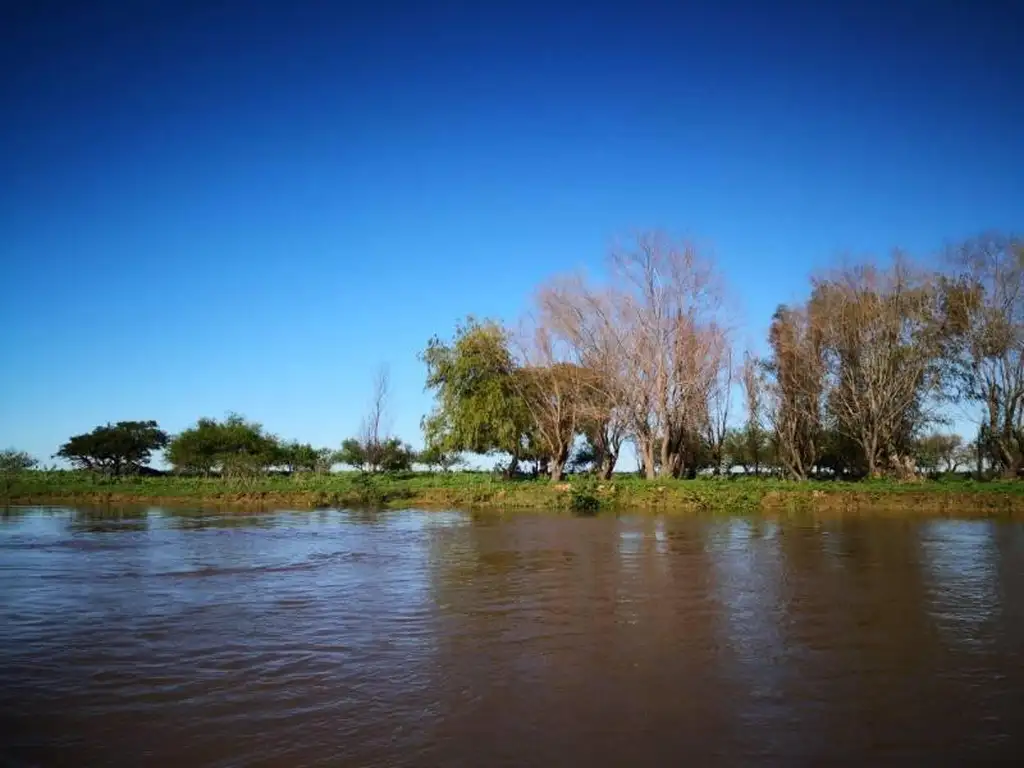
[4,470,1024,516]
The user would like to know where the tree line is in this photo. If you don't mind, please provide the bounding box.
[420,231,1023,481]
[3,230,1020,484]
[0,365,459,479]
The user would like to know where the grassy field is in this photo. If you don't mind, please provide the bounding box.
[4,470,1024,516]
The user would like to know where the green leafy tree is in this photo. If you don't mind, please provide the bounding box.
[1,449,37,494]
[314,447,337,475]
[914,432,965,475]
[55,421,168,475]
[164,418,221,475]
[417,444,463,473]
[277,441,319,473]
[338,365,415,473]
[421,317,533,477]
[338,437,413,473]
[166,414,278,477]
[0,449,37,474]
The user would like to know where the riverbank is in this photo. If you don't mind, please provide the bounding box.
[4,470,1024,516]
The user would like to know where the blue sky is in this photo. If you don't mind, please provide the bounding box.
[1,0,1022,463]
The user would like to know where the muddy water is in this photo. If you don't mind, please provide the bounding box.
[1,507,1022,766]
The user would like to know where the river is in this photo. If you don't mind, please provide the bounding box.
[1,506,1022,766]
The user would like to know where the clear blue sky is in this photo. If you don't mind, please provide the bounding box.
[1,0,1022,462]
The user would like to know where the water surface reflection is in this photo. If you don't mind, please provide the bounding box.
[1,507,1022,765]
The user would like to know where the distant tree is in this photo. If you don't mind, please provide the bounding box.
[421,317,533,478]
[314,447,337,475]
[914,433,965,475]
[166,414,278,477]
[740,352,766,475]
[338,437,413,473]
[277,441,318,473]
[56,421,168,475]
[722,428,750,473]
[417,444,462,473]
[703,346,733,475]
[337,438,366,470]
[816,428,865,479]
[338,366,415,474]
[1,449,37,494]
[0,449,37,474]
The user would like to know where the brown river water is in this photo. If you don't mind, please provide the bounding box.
[1,506,1023,766]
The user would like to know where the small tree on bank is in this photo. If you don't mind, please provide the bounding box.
[166,414,278,477]
[339,365,415,473]
[1,449,37,494]
[55,421,168,475]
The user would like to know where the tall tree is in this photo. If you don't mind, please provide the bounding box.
[703,346,733,474]
[540,232,728,478]
[765,305,825,480]
[941,234,1024,478]
[535,276,629,480]
[740,351,766,475]
[812,259,945,478]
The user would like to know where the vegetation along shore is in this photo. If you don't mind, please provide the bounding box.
[2,230,1021,514]
[5,471,1024,516]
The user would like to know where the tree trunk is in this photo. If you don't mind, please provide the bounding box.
[503,455,519,479]
[639,437,657,480]
[659,435,673,479]
[549,459,564,483]
[599,452,617,480]
[668,452,684,478]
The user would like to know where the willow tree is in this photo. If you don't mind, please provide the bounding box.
[421,317,532,477]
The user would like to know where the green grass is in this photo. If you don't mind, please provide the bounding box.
[4,470,1023,516]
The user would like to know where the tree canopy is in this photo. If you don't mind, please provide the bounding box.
[55,421,168,475]
[165,414,278,477]
[421,317,533,475]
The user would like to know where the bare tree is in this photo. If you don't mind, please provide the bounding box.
[942,234,1024,478]
[537,232,729,479]
[740,351,765,474]
[765,305,825,480]
[607,232,728,478]
[704,344,733,474]
[812,258,944,478]
[512,324,589,482]
[535,275,629,479]
[361,364,392,472]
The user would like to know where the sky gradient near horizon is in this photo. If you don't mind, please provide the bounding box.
[1,0,1022,464]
